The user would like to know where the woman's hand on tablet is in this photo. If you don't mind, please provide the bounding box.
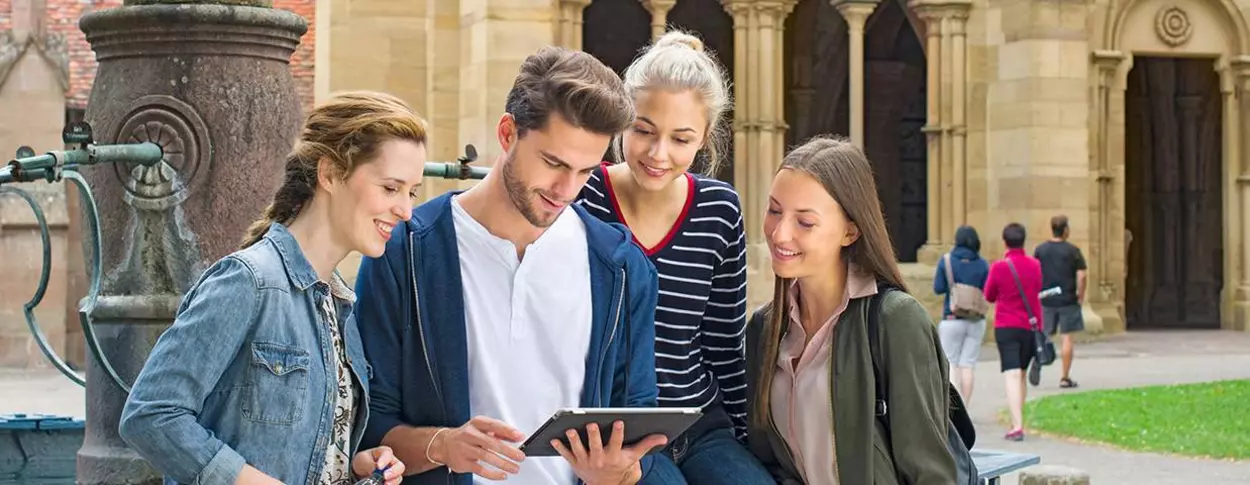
[432,416,527,480]
[550,420,668,485]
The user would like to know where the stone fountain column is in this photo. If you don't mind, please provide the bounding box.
[75,1,306,483]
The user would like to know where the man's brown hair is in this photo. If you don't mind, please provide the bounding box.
[505,46,634,138]
[1051,215,1069,238]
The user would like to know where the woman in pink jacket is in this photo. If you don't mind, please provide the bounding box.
[982,222,1043,441]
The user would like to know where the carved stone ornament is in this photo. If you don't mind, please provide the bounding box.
[1155,6,1193,47]
[112,95,213,211]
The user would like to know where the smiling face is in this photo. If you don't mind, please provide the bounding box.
[763,168,860,279]
[499,112,613,228]
[324,138,426,258]
[621,89,708,191]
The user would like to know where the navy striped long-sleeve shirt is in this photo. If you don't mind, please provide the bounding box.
[576,164,749,438]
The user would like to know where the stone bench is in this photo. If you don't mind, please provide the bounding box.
[973,448,1041,484]
[1019,465,1091,485]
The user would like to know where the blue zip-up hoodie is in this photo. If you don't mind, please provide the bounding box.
[353,191,662,485]
[933,226,991,320]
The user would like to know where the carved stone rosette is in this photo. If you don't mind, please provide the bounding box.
[113,95,213,211]
[1155,6,1193,47]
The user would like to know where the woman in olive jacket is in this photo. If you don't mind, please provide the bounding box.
[745,136,957,484]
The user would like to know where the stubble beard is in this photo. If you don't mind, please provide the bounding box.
[501,149,557,228]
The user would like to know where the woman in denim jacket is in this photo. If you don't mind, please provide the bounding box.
[119,91,425,485]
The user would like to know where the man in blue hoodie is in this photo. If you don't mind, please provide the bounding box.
[353,46,665,485]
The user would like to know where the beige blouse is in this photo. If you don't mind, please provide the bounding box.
[770,266,878,485]
[319,276,359,485]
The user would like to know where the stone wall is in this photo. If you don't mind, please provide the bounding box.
[0,43,74,369]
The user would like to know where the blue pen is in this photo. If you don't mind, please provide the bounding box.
[353,463,393,485]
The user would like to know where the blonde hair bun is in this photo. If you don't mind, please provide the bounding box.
[655,31,704,52]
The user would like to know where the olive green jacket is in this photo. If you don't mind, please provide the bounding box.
[745,290,957,485]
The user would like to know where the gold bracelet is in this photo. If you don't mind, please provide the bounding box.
[426,427,450,467]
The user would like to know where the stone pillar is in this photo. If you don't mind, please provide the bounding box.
[912,2,945,263]
[726,1,750,195]
[641,0,677,40]
[1233,58,1250,330]
[554,0,593,49]
[416,0,465,210]
[723,0,795,308]
[313,0,331,104]
[916,1,972,251]
[76,2,306,483]
[949,8,968,229]
[463,0,557,164]
[1092,50,1125,333]
[834,0,877,149]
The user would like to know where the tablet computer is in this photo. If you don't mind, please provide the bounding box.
[520,407,703,457]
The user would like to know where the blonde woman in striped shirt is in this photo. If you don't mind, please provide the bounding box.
[576,29,773,485]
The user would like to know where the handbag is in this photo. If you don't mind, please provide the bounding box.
[1006,260,1057,366]
[943,253,989,319]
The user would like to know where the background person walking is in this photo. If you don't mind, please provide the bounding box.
[933,225,990,404]
[982,223,1043,441]
[1034,215,1087,389]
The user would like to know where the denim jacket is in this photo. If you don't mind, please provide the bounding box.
[119,223,372,485]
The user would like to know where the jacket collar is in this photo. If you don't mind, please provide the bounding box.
[265,222,318,291]
[786,263,879,328]
[263,222,356,302]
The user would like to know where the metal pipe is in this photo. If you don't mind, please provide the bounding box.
[2,142,164,185]
[424,161,489,180]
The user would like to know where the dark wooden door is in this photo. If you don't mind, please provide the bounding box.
[582,0,650,164]
[864,0,925,262]
[582,1,650,77]
[784,0,927,262]
[1124,57,1223,329]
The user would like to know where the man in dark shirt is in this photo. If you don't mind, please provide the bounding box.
[1034,215,1086,389]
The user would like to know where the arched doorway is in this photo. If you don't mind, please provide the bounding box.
[785,0,927,262]
[1099,0,1250,331]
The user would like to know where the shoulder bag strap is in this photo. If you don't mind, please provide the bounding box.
[943,253,956,287]
[1005,259,1039,332]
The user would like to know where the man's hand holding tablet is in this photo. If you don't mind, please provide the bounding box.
[425,416,663,484]
[549,420,668,485]
[428,408,697,484]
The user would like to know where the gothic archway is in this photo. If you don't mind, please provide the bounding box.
[784,0,927,262]
[582,0,650,77]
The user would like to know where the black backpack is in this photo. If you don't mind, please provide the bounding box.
[867,285,979,484]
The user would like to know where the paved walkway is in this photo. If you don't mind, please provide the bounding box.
[2,330,1248,484]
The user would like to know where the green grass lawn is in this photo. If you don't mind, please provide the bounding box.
[1025,379,1250,460]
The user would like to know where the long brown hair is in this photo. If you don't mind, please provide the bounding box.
[239,91,429,249]
[752,135,908,429]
